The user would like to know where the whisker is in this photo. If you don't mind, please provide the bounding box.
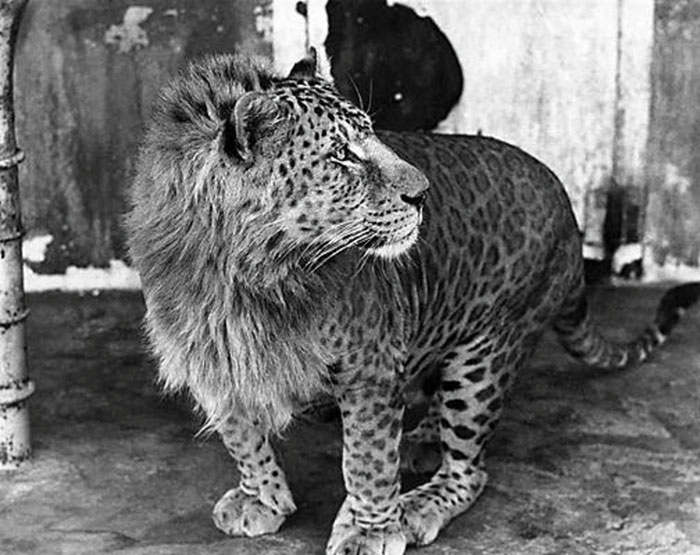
[304,227,371,274]
[347,74,364,111]
[299,220,364,264]
[352,248,373,279]
[274,219,359,265]
[305,226,367,267]
[367,79,374,117]
[301,227,358,268]
[301,219,362,254]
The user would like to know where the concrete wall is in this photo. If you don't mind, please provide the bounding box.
[14,0,700,277]
[646,0,700,268]
[16,0,271,271]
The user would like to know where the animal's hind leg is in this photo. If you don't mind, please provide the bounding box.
[400,336,531,546]
[211,415,296,537]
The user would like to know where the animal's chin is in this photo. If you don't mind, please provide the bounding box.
[364,225,420,259]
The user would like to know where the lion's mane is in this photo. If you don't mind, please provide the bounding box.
[126,54,340,432]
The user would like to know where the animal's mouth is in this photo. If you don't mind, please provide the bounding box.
[415,206,424,225]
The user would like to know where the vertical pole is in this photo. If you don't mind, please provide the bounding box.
[0,0,31,470]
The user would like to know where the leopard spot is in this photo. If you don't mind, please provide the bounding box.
[486,398,503,413]
[475,385,496,403]
[441,380,462,392]
[450,448,470,461]
[463,367,486,382]
[452,425,477,440]
[444,399,468,411]
[472,413,489,426]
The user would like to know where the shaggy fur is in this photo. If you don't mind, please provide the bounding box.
[126,55,342,431]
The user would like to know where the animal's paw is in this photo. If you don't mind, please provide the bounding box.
[400,466,488,546]
[212,485,296,537]
[326,499,406,555]
[400,493,443,546]
[399,438,441,475]
[326,523,406,555]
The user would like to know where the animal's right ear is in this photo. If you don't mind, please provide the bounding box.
[288,46,334,83]
[221,91,286,162]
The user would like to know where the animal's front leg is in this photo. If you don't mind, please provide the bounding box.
[326,369,407,555]
[212,415,296,537]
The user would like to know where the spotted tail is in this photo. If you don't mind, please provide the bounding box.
[553,282,700,370]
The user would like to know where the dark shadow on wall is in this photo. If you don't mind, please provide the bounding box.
[603,180,642,277]
[324,0,463,131]
[584,179,643,285]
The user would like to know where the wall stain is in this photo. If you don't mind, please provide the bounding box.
[104,6,154,53]
[325,0,463,131]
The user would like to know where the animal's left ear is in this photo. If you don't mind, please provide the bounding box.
[288,46,334,82]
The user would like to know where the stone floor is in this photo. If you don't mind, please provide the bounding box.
[1,286,699,555]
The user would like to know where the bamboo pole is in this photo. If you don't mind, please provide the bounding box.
[0,0,31,470]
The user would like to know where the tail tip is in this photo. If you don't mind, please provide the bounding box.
[656,282,700,336]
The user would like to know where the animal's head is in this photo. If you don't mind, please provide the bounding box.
[254,49,430,261]
[135,49,428,288]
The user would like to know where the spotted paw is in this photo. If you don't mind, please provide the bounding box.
[326,522,406,555]
[212,486,295,537]
[326,499,406,555]
[399,438,441,475]
[400,466,488,546]
[400,495,442,546]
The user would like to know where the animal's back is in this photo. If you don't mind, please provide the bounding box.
[377,131,584,370]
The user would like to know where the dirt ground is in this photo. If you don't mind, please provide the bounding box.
[0,286,699,555]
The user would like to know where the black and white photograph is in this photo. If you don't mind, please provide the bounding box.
[0,1,699,554]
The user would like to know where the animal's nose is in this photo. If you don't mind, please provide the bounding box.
[396,163,429,199]
[400,191,427,209]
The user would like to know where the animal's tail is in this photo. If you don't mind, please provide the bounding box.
[553,282,700,369]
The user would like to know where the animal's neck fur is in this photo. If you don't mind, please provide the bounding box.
[139,202,352,433]
[126,53,359,432]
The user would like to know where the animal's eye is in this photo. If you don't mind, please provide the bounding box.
[331,143,360,165]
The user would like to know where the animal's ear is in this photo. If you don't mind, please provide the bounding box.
[288,46,334,83]
[222,91,286,161]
